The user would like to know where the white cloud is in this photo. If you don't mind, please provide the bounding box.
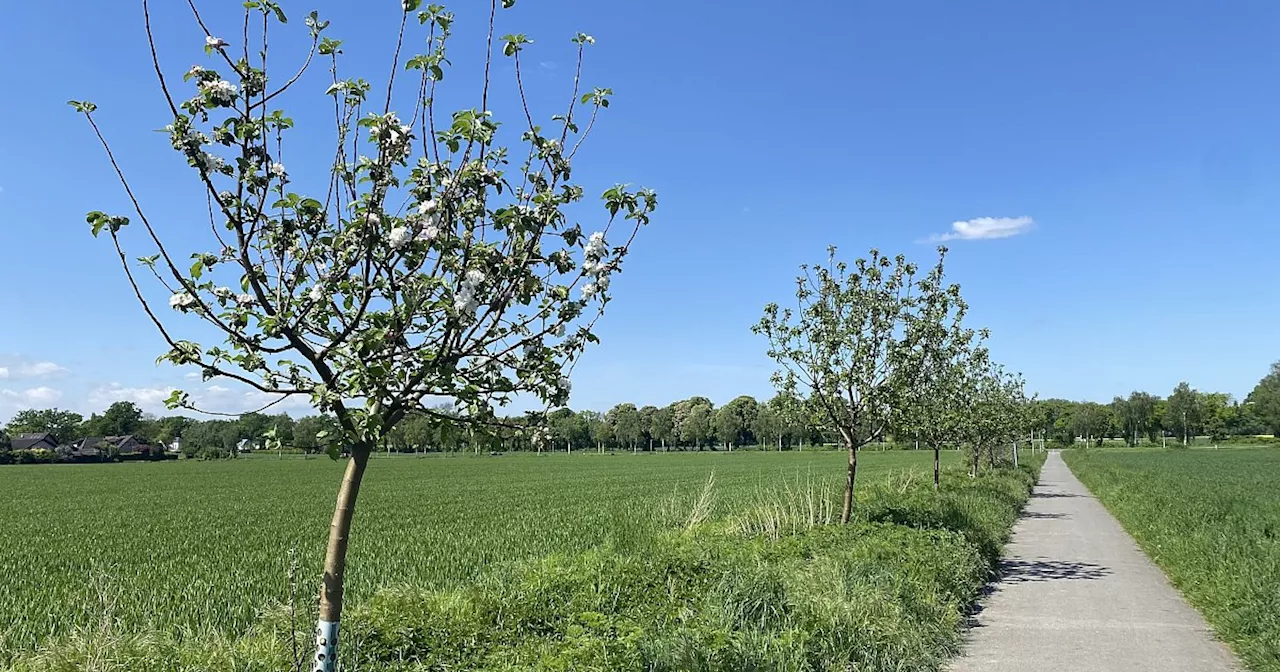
[88,383,177,410]
[0,386,64,408]
[0,359,68,380]
[930,216,1034,242]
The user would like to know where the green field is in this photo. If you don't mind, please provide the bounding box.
[0,449,1040,671]
[1064,448,1280,671]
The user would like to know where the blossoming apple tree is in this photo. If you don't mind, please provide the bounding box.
[70,1,653,669]
[754,247,953,524]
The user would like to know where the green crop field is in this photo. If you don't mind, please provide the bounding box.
[1064,448,1280,672]
[0,449,1041,671]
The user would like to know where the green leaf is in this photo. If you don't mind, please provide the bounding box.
[163,389,188,410]
[86,211,108,237]
[273,6,287,23]
[68,100,98,113]
[190,258,205,280]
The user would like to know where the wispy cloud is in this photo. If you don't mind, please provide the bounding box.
[929,216,1035,242]
[88,383,176,409]
[0,359,68,380]
[0,386,63,407]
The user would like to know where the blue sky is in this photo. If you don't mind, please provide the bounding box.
[2,0,1280,421]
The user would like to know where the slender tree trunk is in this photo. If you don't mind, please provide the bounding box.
[840,436,858,524]
[314,447,371,672]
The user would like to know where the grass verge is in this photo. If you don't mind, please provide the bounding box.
[1064,448,1280,672]
[5,456,1042,672]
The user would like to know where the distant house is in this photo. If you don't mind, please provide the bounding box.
[68,435,156,460]
[11,433,58,451]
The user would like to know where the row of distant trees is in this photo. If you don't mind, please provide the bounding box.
[1034,365,1280,446]
[11,361,1278,458]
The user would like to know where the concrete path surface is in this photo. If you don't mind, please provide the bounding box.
[948,451,1241,672]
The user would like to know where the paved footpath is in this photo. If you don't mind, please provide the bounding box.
[948,451,1241,672]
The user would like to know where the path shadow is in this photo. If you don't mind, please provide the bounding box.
[1031,491,1082,499]
[1020,511,1069,520]
[999,558,1110,583]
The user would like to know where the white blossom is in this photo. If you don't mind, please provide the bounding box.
[417,224,440,243]
[417,199,438,215]
[199,79,238,105]
[198,152,224,173]
[271,162,286,178]
[453,287,479,314]
[366,212,381,226]
[212,287,233,299]
[186,65,204,77]
[310,285,325,302]
[596,275,611,291]
[236,293,255,306]
[169,292,197,310]
[206,35,229,49]
[464,269,485,287]
[581,282,599,299]
[553,323,566,338]
[388,227,412,250]
[558,376,572,393]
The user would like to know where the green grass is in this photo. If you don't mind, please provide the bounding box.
[1064,448,1280,672]
[0,449,1040,671]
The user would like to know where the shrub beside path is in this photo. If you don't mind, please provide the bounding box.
[948,451,1241,672]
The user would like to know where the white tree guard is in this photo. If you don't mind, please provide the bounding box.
[313,619,339,672]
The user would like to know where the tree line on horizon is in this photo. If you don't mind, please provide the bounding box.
[8,359,1280,460]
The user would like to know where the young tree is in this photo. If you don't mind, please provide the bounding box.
[960,360,1028,474]
[607,403,642,451]
[4,408,84,444]
[755,247,949,523]
[548,408,588,453]
[1117,391,1156,446]
[680,403,713,450]
[651,405,675,450]
[638,405,658,451]
[1167,382,1202,445]
[584,411,612,453]
[1245,362,1280,435]
[714,395,758,450]
[752,402,782,450]
[70,2,653,665]
[892,248,971,490]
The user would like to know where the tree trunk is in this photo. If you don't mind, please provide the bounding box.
[971,447,980,477]
[840,440,858,524]
[313,447,371,672]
